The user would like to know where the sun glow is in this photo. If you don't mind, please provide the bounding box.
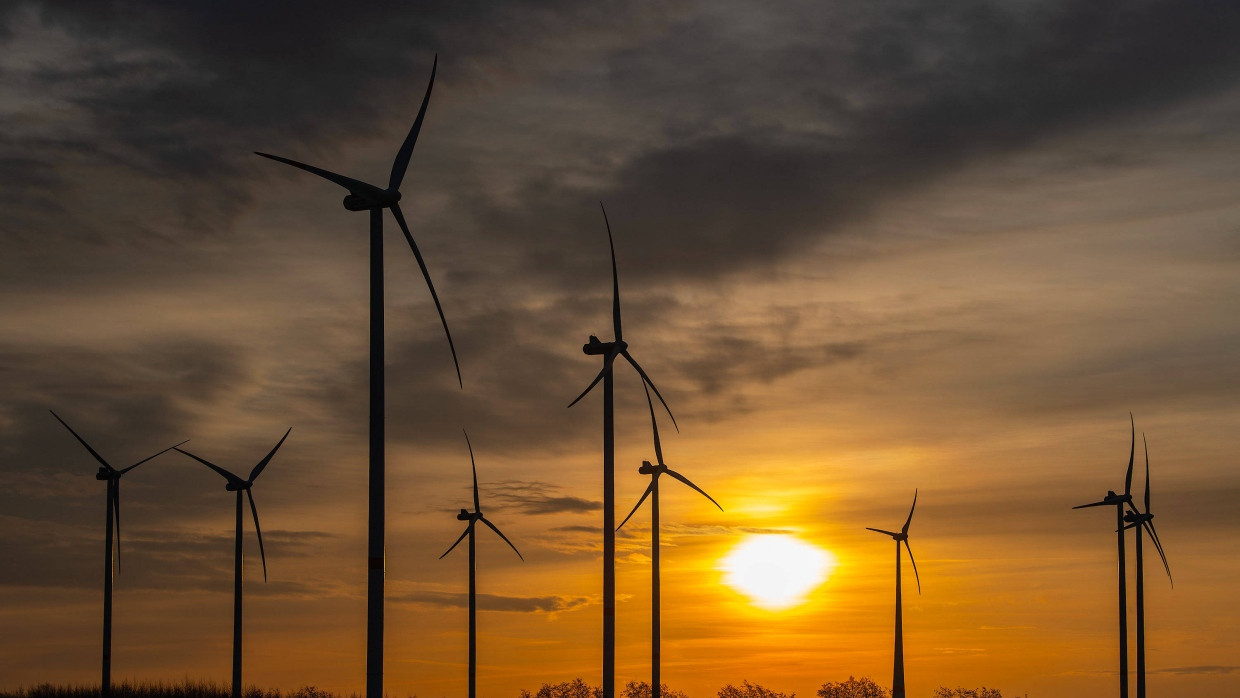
[719,534,836,610]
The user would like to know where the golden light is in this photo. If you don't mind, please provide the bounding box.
[719,534,836,610]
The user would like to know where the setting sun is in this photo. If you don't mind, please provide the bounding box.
[719,534,837,610]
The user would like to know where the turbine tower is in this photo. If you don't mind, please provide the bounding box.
[617,385,722,698]
[176,429,290,698]
[255,56,458,698]
[1073,414,1137,698]
[568,203,676,698]
[866,489,921,698]
[49,411,184,698]
[439,431,523,698]
[1124,434,1173,698]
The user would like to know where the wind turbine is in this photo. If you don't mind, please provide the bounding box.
[617,384,722,698]
[1073,414,1137,698]
[866,489,921,698]
[439,431,523,698]
[175,429,290,698]
[567,203,676,698]
[255,55,459,698]
[49,410,185,697]
[1124,434,1173,698]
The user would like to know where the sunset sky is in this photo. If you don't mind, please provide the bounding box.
[3,2,1240,697]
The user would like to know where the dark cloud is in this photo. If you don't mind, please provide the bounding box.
[393,589,593,613]
[486,480,601,515]
[1151,666,1240,676]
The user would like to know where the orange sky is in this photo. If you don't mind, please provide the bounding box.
[4,3,1240,697]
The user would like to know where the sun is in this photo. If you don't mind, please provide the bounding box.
[719,534,836,610]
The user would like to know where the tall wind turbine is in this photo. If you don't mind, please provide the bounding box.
[617,385,722,698]
[866,489,921,698]
[175,429,290,698]
[255,55,459,698]
[568,203,676,698]
[49,411,185,697]
[439,431,522,698]
[1073,414,1137,698]
[1124,434,1173,698]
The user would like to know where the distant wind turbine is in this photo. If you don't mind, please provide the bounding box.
[568,203,676,698]
[49,410,184,698]
[867,489,920,698]
[1073,414,1137,698]
[439,431,523,698]
[255,55,458,698]
[617,384,722,698]
[1124,434,1173,698]
[175,429,290,698]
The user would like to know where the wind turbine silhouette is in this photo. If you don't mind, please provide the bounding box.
[439,431,522,698]
[1124,434,1172,698]
[866,489,920,698]
[175,429,290,698]
[567,203,676,698]
[617,384,722,698]
[1073,414,1137,698]
[49,410,185,698]
[255,55,458,698]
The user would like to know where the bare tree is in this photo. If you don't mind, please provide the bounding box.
[817,676,890,698]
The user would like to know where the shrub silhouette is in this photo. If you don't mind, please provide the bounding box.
[932,688,1002,698]
[519,678,603,698]
[816,676,889,698]
[717,680,795,698]
[621,682,688,698]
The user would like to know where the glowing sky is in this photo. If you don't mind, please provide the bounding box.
[3,2,1240,697]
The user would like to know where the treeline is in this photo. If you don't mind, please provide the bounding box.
[1,678,1007,698]
[520,677,1006,698]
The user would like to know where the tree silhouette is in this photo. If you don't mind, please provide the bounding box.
[817,676,890,698]
[520,678,603,698]
[933,688,1003,698]
[622,682,688,698]
[717,681,796,698]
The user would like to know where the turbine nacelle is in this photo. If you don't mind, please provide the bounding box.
[457,508,479,521]
[343,188,402,211]
[583,336,626,356]
[225,480,252,492]
[95,467,116,481]
[638,461,665,475]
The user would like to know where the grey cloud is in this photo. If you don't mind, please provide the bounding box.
[393,589,594,613]
[1150,666,1240,676]
[486,480,601,515]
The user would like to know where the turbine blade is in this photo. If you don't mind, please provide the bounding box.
[620,350,678,432]
[49,410,114,471]
[118,440,189,474]
[254,152,375,195]
[391,202,462,388]
[665,469,723,512]
[1145,521,1172,585]
[247,489,268,582]
[463,429,480,513]
[599,202,622,342]
[1143,433,1151,513]
[439,523,473,559]
[617,482,655,531]
[902,488,918,535]
[567,344,621,408]
[480,516,524,561]
[866,527,899,538]
[389,55,436,191]
[643,383,664,464]
[248,428,292,482]
[175,447,243,485]
[1124,413,1135,497]
[904,539,921,594]
[1072,501,1111,509]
